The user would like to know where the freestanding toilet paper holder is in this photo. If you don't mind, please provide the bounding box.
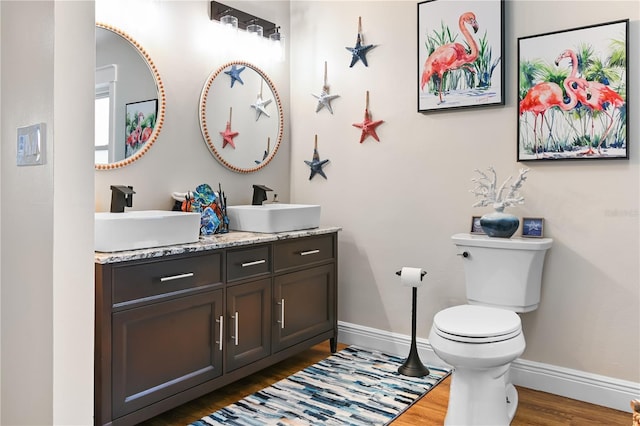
[396,269,429,377]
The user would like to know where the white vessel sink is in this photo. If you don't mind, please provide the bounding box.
[95,210,201,252]
[226,204,321,233]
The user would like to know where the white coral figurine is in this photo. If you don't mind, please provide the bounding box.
[470,166,529,212]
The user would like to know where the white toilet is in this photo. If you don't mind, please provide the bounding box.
[429,233,553,425]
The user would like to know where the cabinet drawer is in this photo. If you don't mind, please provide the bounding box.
[112,252,222,305]
[274,234,334,271]
[227,245,271,282]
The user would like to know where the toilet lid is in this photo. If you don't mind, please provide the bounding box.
[433,305,522,344]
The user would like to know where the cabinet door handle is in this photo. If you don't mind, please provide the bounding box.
[241,259,266,268]
[231,312,239,346]
[159,272,194,282]
[299,249,320,256]
[277,298,285,329]
[281,298,285,329]
[215,315,223,351]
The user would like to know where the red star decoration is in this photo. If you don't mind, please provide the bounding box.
[220,121,239,149]
[352,109,383,143]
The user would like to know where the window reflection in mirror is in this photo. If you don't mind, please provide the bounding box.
[95,23,165,170]
[95,64,116,164]
[95,96,110,164]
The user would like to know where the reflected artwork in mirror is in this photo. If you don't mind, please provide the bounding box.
[95,23,166,170]
[199,61,283,173]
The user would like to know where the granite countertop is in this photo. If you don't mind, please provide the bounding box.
[95,226,342,264]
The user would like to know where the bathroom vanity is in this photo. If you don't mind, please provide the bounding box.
[94,227,339,426]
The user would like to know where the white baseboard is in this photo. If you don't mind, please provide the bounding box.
[338,321,639,413]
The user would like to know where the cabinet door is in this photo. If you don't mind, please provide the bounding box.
[272,263,335,352]
[225,279,271,372]
[111,290,223,419]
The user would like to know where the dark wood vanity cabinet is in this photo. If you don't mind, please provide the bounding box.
[95,231,338,426]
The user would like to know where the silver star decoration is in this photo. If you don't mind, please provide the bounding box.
[312,87,340,114]
[250,95,272,121]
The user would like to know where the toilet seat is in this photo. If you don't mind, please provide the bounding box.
[433,305,522,344]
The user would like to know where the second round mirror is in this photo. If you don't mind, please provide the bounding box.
[199,61,283,173]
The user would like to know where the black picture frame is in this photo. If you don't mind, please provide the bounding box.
[518,19,629,161]
[522,217,544,238]
[124,98,158,159]
[470,216,485,234]
[417,0,504,113]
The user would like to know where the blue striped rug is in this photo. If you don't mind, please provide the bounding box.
[191,346,451,426]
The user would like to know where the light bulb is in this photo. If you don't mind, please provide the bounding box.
[220,14,238,29]
[246,23,263,37]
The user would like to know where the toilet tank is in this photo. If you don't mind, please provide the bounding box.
[452,233,553,313]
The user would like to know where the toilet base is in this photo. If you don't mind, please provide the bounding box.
[444,365,517,426]
[506,382,518,421]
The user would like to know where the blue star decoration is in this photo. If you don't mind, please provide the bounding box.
[346,33,376,68]
[255,149,268,165]
[304,147,330,180]
[224,65,245,88]
[256,138,271,165]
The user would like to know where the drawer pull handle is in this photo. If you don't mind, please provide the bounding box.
[159,272,194,282]
[241,259,266,268]
[215,315,223,351]
[231,312,239,346]
[277,298,285,329]
[300,249,320,256]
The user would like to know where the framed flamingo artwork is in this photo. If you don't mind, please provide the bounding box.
[518,19,628,161]
[125,98,158,159]
[417,0,504,113]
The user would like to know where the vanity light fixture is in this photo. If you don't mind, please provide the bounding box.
[269,26,285,62]
[210,1,276,37]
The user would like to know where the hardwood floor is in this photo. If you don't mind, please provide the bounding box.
[141,342,631,425]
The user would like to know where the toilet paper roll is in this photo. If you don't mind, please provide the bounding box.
[400,267,425,288]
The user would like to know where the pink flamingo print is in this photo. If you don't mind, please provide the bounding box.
[565,77,624,155]
[555,49,624,155]
[126,128,140,146]
[420,12,479,104]
[140,126,153,143]
[520,78,584,156]
[555,49,581,79]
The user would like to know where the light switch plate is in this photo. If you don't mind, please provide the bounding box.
[17,123,46,166]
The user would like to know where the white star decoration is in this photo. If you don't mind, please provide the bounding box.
[312,87,340,114]
[251,95,272,121]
